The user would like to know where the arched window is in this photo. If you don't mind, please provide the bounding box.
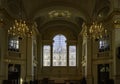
[43,34,76,67]
[53,35,67,66]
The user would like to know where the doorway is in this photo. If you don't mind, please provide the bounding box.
[98,64,109,84]
[8,64,21,84]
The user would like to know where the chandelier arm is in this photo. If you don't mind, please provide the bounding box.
[89,21,107,40]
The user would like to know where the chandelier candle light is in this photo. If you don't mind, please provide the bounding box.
[8,19,32,38]
[0,18,3,25]
[89,21,107,40]
[8,19,33,38]
[8,0,32,38]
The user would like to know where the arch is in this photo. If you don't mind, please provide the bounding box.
[41,25,78,41]
[53,34,67,41]
[52,34,67,66]
[33,6,88,21]
[42,33,77,67]
[51,32,68,41]
[39,19,82,34]
[93,0,112,18]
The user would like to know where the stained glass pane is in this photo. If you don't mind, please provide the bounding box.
[53,34,67,66]
[43,45,51,66]
[69,46,76,66]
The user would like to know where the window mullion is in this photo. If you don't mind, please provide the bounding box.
[51,44,53,67]
[67,44,69,67]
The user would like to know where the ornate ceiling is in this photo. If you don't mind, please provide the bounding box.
[1,0,113,37]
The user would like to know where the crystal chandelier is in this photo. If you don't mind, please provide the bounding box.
[89,21,107,39]
[8,19,32,38]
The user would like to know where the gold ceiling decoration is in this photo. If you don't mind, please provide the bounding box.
[89,21,107,39]
[48,10,71,18]
[81,22,88,38]
[114,20,120,28]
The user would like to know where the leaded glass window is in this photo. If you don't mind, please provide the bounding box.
[53,34,67,66]
[43,45,51,66]
[69,46,76,66]
[8,37,19,52]
[99,38,110,52]
[42,34,77,67]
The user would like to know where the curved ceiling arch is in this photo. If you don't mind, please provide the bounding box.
[21,0,95,20]
[38,19,82,34]
[93,0,112,19]
[41,23,79,34]
[2,0,27,19]
[33,6,86,34]
[33,6,89,21]
[38,18,82,28]
[41,24,79,40]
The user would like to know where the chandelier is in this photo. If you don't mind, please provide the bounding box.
[7,0,32,38]
[89,21,107,39]
[8,19,32,38]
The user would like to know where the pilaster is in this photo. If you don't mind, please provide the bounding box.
[78,35,83,78]
[0,18,7,84]
[21,37,33,83]
[112,12,120,84]
[26,37,33,81]
[86,37,93,84]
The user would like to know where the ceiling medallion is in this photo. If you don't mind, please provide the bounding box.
[48,10,71,18]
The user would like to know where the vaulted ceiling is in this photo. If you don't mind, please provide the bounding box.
[1,0,113,38]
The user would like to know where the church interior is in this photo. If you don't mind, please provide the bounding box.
[0,0,120,84]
